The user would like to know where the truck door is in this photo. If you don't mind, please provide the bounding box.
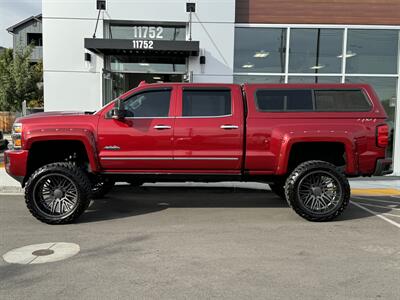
[97,86,176,170]
[172,85,244,171]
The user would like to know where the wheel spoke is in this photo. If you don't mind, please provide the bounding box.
[297,170,342,214]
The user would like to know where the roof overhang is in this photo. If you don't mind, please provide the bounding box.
[84,38,199,56]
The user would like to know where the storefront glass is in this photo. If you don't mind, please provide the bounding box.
[289,29,343,74]
[233,26,399,160]
[234,28,287,73]
[346,30,398,74]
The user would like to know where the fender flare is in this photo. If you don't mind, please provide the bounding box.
[24,128,101,172]
[276,135,357,175]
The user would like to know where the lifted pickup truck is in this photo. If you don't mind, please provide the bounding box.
[5,83,392,224]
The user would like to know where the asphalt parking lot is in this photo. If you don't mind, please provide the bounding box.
[1,183,400,299]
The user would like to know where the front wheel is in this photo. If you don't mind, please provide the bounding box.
[284,160,350,222]
[25,162,92,224]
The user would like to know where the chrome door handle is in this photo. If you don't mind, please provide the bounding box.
[153,125,172,130]
[220,125,239,130]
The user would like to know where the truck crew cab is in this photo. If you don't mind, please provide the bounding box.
[5,83,392,224]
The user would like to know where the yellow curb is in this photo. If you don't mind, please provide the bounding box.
[351,188,400,196]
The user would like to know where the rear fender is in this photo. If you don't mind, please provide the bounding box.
[277,134,357,175]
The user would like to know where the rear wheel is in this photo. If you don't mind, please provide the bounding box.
[284,160,350,221]
[25,162,91,224]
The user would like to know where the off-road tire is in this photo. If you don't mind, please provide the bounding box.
[284,160,350,222]
[25,162,92,224]
[91,177,115,199]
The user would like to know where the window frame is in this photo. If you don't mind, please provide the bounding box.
[106,87,173,119]
[178,87,233,118]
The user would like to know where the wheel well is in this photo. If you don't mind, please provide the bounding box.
[26,140,90,179]
[287,142,346,173]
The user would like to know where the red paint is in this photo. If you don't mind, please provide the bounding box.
[5,83,391,183]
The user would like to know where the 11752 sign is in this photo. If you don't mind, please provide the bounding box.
[132,40,154,49]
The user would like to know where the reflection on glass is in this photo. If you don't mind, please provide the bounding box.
[109,55,186,73]
[288,76,341,83]
[233,75,285,84]
[346,30,398,74]
[234,28,287,73]
[346,76,397,157]
[289,29,343,73]
[109,25,186,41]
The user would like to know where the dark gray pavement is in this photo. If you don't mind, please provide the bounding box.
[1,184,400,299]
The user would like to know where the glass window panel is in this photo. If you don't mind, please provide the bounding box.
[109,55,186,73]
[314,90,371,111]
[182,90,231,117]
[234,28,286,73]
[345,76,397,157]
[233,75,285,84]
[289,29,343,73]
[288,76,342,83]
[255,90,313,112]
[346,30,398,74]
[124,90,171,117]
[109,25,186,41]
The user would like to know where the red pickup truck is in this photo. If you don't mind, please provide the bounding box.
[5,83,392,224]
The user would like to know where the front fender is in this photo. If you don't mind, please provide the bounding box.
[24,128,101,172]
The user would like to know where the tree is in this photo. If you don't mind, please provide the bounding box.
[0,46,43,112]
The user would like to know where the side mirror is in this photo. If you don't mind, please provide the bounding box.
[111,98,128,120]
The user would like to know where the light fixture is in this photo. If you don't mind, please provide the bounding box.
[242,63,254,69]
[310,64,325,70]
[153,76,161,80]
[253,51,270,58]
[139,63,150,66]
[337,51,357,59]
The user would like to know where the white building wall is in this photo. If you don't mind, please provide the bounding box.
[42,0,236,111]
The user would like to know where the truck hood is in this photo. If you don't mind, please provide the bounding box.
[18,111,90,120]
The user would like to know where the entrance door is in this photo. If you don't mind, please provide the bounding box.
[98,87,176,170]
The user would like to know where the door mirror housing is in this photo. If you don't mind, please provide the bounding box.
[110,98,129,120]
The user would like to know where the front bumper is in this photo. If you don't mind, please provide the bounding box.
[4,150,29,184]
[373,158,393,176]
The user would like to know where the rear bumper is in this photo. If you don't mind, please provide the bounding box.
[4,150,29,184]
[373,158,393,176]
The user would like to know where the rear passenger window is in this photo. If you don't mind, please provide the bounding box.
[255,90,313,112]
[182,89,231,117]
[314,90,371,111]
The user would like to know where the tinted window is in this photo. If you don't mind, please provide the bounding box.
[255,90,313,112]
[123,90,171,117]
[314,90,371,111]
[182,90,231,117]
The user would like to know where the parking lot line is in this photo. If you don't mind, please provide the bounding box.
[353,202,400,210]
[351,201,400,229]
[383,213,400,218]
[351,197,400,205]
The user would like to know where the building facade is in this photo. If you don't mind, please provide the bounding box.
[42,0,400,174]
[7,14,43,62]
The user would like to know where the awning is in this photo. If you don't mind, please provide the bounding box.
[84,38,199,56]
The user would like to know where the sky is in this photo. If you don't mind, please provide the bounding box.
[0,0,42,48]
